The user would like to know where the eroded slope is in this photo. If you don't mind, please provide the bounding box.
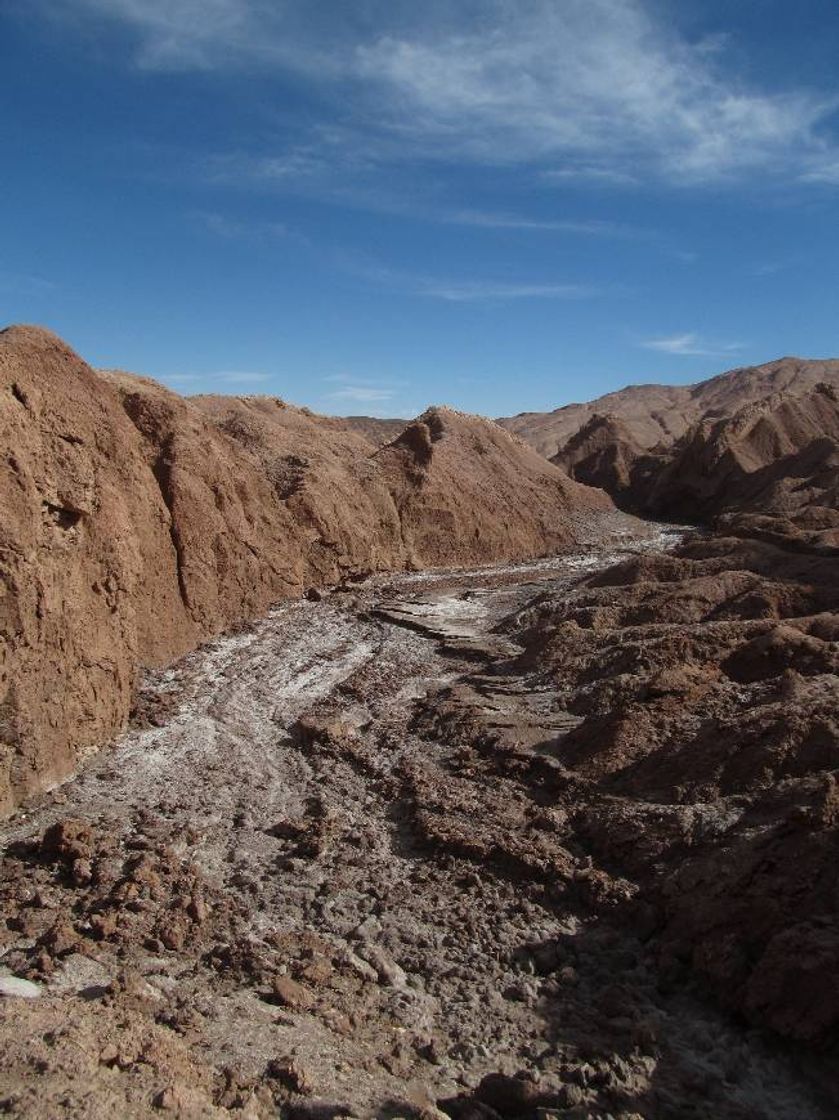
[0,326,619,812]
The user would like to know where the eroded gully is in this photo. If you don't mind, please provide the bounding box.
[1,523,827,1120]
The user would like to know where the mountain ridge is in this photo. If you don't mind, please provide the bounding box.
[498,356,839,458]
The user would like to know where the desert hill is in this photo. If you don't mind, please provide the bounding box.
[4,328,839,1116]
[499,531,839,1051]
[552,383,839,549]
[645,383,839,536]
[504,360,839,550]
[499,356,839,459]
[0,325,618,813]
[331,414,408,447]
[551,412,648,509]
[373,407,611,567]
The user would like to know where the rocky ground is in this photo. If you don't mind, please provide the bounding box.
[0,523,833,1119]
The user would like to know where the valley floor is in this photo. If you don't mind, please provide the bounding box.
[0,524,829,1119]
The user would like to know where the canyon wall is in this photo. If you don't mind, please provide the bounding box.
[0,326,614,813]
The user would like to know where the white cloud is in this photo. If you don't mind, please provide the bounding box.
[420,280,594,303]
[353,1,836,183]
[197,211,290,241]
[328,386,396,404]
[642,333,744,357]
[45,0,839,186]
[447,211,638,238]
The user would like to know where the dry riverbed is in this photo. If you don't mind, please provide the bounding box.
[0,524,828,1119]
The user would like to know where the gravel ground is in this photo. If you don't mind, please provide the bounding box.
[0,525,829,1119]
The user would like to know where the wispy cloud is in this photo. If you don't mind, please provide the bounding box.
[352,2,837,184]
[642,333,744,357]
[196,211,289,240]
[541,166,641,187]
[44,0,839,187]
[213,370,271,385]
[799,161,839,185]
[64,0,292,72]
[0,270,56,296]
[748,259,797,278]
[328,385,396,404]
[327,249,599,304]
[319,373,409,416]
[420,280,595,303]
[191,210,313,250]
[199,160,644,241]
[446,210,640,238]
[320,367,425,415]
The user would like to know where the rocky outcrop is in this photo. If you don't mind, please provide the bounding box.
[375,407,612,568]
[507,534,839,1047]
[531,367,839,547]
[550,412,653,507]
[0,328,188,813]
[645,383,839,547]
[329,415,408,448]
[0,326,617,813]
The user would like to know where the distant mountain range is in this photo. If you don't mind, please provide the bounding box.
[496,357,839,459]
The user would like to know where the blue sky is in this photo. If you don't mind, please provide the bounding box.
[4,1,839,417]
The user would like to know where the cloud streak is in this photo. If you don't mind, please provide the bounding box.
[196,211,292,241]
[328,385,396,404]
[45,0,839,187]
[327,250,599,304]
[419,280,595,303]
[0,270,56,296]
[642,333,744,357]
[445,211,641,238]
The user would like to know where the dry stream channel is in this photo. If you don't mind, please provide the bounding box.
[1,524,829,1119]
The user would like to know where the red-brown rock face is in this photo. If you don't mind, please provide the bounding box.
[0,326,617,812]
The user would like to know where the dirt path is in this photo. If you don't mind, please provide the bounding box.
[0,526,828,1119]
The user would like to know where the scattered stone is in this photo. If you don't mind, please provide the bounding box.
[266,1057,313,1095]
[287,1100,355,1120]
[473,1072,544,1117]
[0,976,41,999]
[41,818,94,864]
[153,1086,182,1111]
[269,975,314,1011]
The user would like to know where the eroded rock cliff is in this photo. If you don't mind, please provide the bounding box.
[0,326,616,812]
